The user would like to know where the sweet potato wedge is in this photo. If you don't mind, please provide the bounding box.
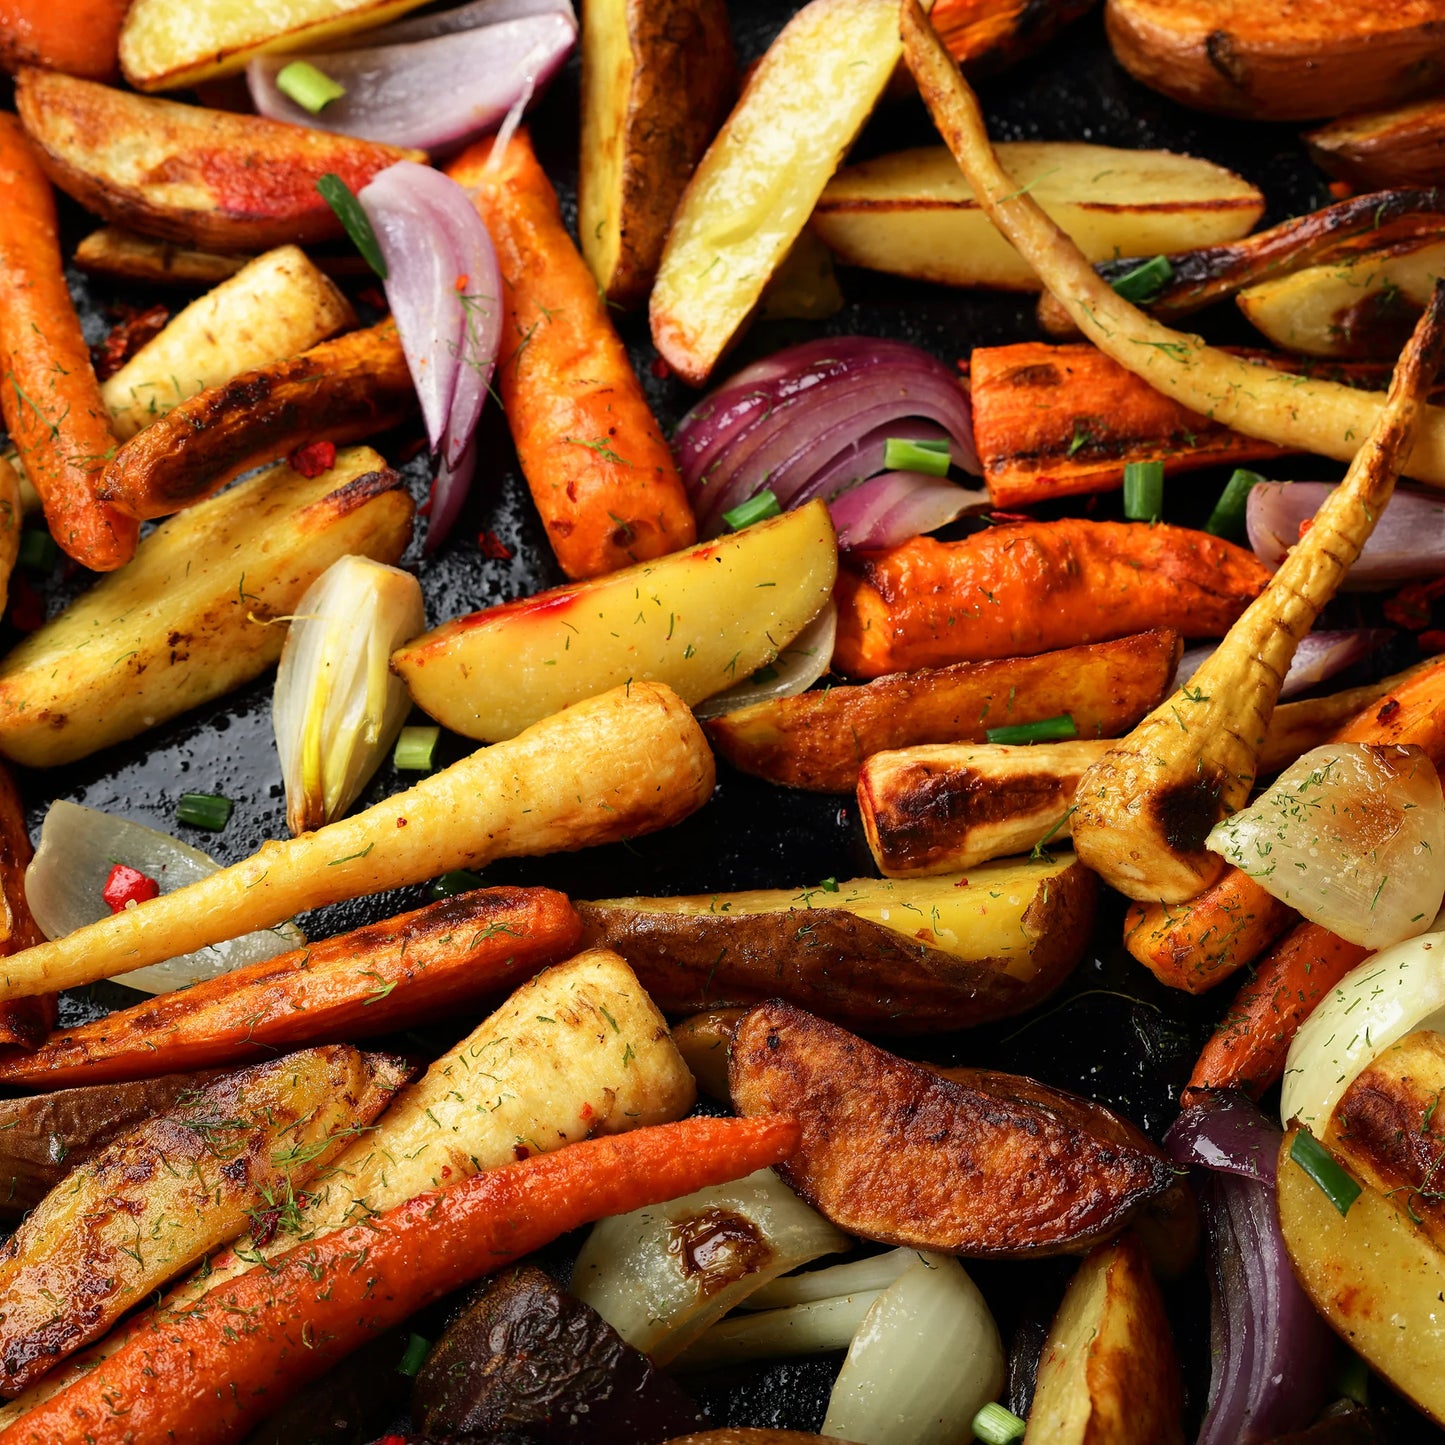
[15,68,420,252]
[1306,99,1445,191]
[730,1001,1173,1256]
[706,629,1180,792]
[578,856,1095,1033]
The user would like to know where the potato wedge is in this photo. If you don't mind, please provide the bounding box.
[394,501,836,742]
[706,628,1179,792]
[579,0,735,308]
[0,1045,410,1394]
[0,446,413,769]
[580,857,1093,1034]
[1306,99,1445,191]
[15,69,420,252]
[1237,239,1445,360]
[1024,1233,1184,1445]
[813,142,1262,291]
[672,1008,746,1101]
[1104,0,1445,122]
[74,227,249,286]
[730,1001,1174,1256]
[102,246,354,440]
[650,0,908,384]
[1278,1125,1445,1427]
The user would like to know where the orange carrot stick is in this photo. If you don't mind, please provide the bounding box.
[0,114,136,571]
[0,0,129,80]
[0,1114,799,1445]
[0,886,581,1088]
[448,129,696,581]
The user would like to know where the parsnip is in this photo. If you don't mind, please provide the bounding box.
[74,227,249,286]
[0,683,714,999]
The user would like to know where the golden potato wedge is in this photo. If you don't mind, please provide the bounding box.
[1024,1234,1184,1445]
[1306,99,1445,191]
[120,0,427,91]
[0,447,412,769]
[15,69,420,252]
[1104,0,1445,121]
[730,1002,1174,1256]
[0,1046,409,1394]
[813,142,1262,291]
[650,0,908,384]
[1237,239,1445,360]
[73,227,249,286]
[394,501,836,742]
[580,856,1094,1033]
[1278,1125,1445,1427]
[98,321,415,520]
[579,0,735,309]
[102,246,354,441]
[706,628,1180,792]
[672,1008,746,1101]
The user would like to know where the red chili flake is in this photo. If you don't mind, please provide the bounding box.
[1297,517,1313,539]
[650,356,672,380]
[454,274,469,291]
[92,303,169,381]
[580,1101,594,1121]
[1327,180,1354,200]
[8,576,44,633]
[477,530,512,560]
[102,863,160,913]
[954,877,969,888]
[287,440,337,478]
[1420,629,1445,654]
[1376,697,1401,724]
[988,511,1033,525]
[1384,576,1445,630]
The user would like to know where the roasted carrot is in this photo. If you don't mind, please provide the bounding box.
[0,1114,799,1445]
[0,0,128,80]
[447,129,695,581]
[832,519,1269,679]
[0,886,581,1088]
[0,114,136,571]
[0,761,51,1051]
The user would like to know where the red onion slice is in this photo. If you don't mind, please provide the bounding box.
[428,431,477,552]
[1178,628,1392,702]
[1248,481,1445,588]
[830,473,984,551]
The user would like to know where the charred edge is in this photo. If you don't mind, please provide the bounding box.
[1152,774,1224,854]
[317,466,407,514]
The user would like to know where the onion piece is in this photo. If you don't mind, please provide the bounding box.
[1249,481,1445,588]
[742,1247,917,1310]
[246,9,576,155]
[1282,927,1445,1132]
[273,555,426,836]
[692,603,836,719]
[1206,742,1445,949]
[1164,1095,1334,1445]
[830,472,981,551]
[821,1254,1004,1445]
[570,1167,848,1366]
[1176,628,1394,702]
[675,1289,883,1369]
[25,802,305,995]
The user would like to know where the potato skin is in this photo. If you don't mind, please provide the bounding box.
[1305,99,1445,190]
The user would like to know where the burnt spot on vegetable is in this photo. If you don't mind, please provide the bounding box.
[1152,775,1224,855]
[667,1206,772,1296]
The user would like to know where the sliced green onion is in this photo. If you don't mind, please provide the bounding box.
[1290,1129,1361,1217]
[175,792,233,832]
[276,60,346,114]
[316,173,388,279]
[883,437,951,477]
[985,713,1078,746]
[722,489,781,531]
[16,529,59,573]
[1205,468,1263,539]
[396,1331,430,1377]
[393,725,440,772]
[1110,254,1173,305]
[430,869,485,899]
[1122,459,1164,523]
[973,1401,1026,1444]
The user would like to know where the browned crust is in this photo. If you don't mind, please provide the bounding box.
[1306,99,1445,190]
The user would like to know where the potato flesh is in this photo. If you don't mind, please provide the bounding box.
[577,0,634,296]
[394,500,837,742]
[814,142,1263,291]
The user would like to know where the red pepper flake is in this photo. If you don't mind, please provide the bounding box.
[580,1101,594,1121]
[287,440,337,478]
[650,356,672,380]
[477,530,512,561]
[92,303,169,381]
[1420,629,1445,654]
[8,576,44,633]
[250,1189,313,1247]
[1376,697,1401,724]
[455,274,469,291]
[955,876,969,888]
[1327,180,1355,200]
[102,863,160,913]
[1297,517,1313,539]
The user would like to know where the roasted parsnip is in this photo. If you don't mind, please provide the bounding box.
[73,227,249,286]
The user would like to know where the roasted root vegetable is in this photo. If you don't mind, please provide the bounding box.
[74,228,250,286]
[0,0,129,79]
[579,857,1095,1034]
[0,1045,410,1395]
[15,69,420,252]
[730,1001,1173,1256]
[0,760,50,1050]
[1306,99,1445,191]
[449,130,696,580]
[0,684,713,999]
[708,628,1180,792]
[578,0,735,308]
[812,143,1262,292]
[394,501,836,741]
[0,446,413,769]
[929,0,1096,73]
[0,886,583,1088]
[672,1008,745,1101]
[832,521,1266,679]
[97,321,415,520]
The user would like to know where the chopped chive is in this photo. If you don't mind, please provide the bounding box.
[883,437,951,476]
[276,60,346,114]
[316,173,388,279]
[393,725,440,772]
[1290,1129,1361,1217]
[722,489,781,530]
[396,1331,430,1377]
[1110,253,1174,305]
[16,529,59,574]
[176,792,233,831]
[973,1401,1026,1444]
[1122,459,1164,523]
[1205,468,1263,539]
[986,713,1078,746]
[430,869,485,899]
